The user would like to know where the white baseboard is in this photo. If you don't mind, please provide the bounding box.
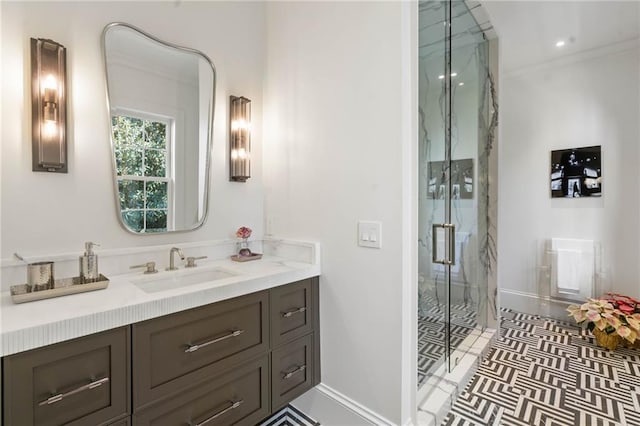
[316,383,396,425]
[292,383,396,426]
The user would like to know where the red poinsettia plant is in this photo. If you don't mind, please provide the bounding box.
[567,293,640,344]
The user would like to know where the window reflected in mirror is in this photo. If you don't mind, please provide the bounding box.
[113,113,171,232]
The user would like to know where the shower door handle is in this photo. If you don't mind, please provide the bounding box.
[432,223,455,265]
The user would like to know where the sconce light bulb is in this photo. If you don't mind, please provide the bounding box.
[232,119,250,132]
[42,74,58,91]
[43,120,58,138]
[231,149,238,160]
[238,148,247,159]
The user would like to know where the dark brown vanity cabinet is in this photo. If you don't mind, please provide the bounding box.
[272,334,314,411]
[108,418,131,426]
[2,276,319,426]
[270,278,320,412]
[2,326,130,426]
[133,356,270,426]
[271,279,314,347]
[132,291,270,409]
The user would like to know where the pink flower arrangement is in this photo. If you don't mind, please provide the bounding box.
[235,226,252,239]
[567,293,640,344]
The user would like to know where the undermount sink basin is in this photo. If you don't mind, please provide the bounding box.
[132,268,238,293]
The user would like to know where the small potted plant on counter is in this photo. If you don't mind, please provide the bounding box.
[231,226,262,262]
[236,226,253,256]
[567,293,640,351]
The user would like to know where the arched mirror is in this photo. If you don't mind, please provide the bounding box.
[102,23,215,234]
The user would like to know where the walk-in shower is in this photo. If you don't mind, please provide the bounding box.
[417,0,497,392]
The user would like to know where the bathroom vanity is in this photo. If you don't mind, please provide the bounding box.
[0,241,321,426]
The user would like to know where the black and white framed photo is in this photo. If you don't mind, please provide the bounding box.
[428,158,473,200]
[550,146,601,198]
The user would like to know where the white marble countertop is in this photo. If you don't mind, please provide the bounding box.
[0,241,321,357]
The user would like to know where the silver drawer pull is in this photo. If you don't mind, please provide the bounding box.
[282,364,306,380]
[184,329,245,353]
[194,399,244,426]
[38,377,110,406]
[282,307,307,318]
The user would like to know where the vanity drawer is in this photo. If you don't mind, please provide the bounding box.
[271,278,314,347]
[271,334,314,411]
[133,291,269,408]
[133,355,269,426]
[3,326,130,426]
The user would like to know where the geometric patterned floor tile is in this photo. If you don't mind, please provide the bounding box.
[418,316,477,387]
[418,297,478,387]
[258,405,320,426]
[442,309,640,426]
[444,394,501,425]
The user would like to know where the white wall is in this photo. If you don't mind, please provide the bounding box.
[264,2,411,423]
[498,42,640,312]
[1,1,266,258]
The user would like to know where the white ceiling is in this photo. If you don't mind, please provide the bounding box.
[481,1,640,72]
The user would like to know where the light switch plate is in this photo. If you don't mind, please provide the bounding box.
[358,221,381,248]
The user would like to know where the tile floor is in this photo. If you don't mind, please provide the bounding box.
[418,315,477,387]
[268,310,640,426]
[258,404,320,426]
[418,297,479,388]
[443,310,640,425]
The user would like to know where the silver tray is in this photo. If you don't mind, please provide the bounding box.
[10,274,110,304]
[230,253,263,262]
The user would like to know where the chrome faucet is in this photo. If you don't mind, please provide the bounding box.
[167,247,185,271]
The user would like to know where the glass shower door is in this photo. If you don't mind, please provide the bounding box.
[447,9,490,367]
[418,0,491,387]
[417,0,451,386]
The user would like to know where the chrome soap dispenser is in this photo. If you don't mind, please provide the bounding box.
[79,242,100,283]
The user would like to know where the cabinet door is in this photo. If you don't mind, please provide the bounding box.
[271,334,314,411]
[3,327,130,426]
[133,356,269,426]
[133,291,269,408]
[271,279,313,347]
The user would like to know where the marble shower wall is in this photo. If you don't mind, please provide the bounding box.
[417,38,499,329]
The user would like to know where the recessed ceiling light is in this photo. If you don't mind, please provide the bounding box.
[555,40,566,48]
[438,75,445,79]
[459,82,464,86]
[451,72,457,77]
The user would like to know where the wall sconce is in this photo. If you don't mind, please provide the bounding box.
[229,95,251,182]
[31,38,67,173]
